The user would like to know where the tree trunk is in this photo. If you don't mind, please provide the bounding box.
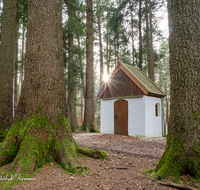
[77,37,84,124]
[84,0,95,132]
[0,0,81,174]
[0,0,17,130]
[145,0,151,79]
[164,92,168,135]
[106,15,109,75]
[156,1,200,178]
[0,0,108,175]
[138,0,142,70]
[145,0,154,81]
[97,0,103,84]
[131,11,135,66]
[65,0,78,132]
[20,23,25,92]
[149,0,154,81]
[114,40,117,66]
[108,43,111,75]
[14,21,19,115]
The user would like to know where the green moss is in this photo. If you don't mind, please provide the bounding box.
[144,169,154,173]
[92,127,100,133]
[0,128,8,143]
[77,147,109,160]
[155,134,183,179]
[0,110,110,190]
[155,133,200,181]
[85,126,90,133]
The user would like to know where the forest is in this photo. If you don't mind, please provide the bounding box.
[0,0,199,189]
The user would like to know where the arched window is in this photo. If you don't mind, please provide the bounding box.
[155,103,160,117]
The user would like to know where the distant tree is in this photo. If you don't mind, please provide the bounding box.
[0,0,17,130]
[138,0,143,69]
[64,0,78,132]
[145,0,154,81]
[96,0,104,84]
[156,1,200,179]
[84,0,95,132]
[14,21,20,114]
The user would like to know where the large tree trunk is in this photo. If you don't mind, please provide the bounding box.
[0,0,79,174]
[0,0,17,130]
[138,0,142,70]
[0,0,108,176]
[84,0,95,132]
[65,0,78,132]
[156,1,200,178]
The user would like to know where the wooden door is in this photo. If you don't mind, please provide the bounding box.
[114,100,128,135]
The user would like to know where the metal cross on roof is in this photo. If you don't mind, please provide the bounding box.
[119,53,123,63]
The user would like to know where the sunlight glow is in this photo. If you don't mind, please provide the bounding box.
[103,72,109,82]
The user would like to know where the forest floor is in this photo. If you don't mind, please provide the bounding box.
[1,133,198,189]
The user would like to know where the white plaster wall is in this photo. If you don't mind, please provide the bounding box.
[128,97,146,136]
[144,96,163,137]
[100,99,115,134]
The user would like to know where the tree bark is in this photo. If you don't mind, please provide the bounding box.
[106,15,109,76]
[164,92,168,135]
[0,0,78,174]
[65,0,78,132]
[145,0,151,78]
[149,0,154,81]
[156,0,200,178]
[108,43,111,75]
[84,0,95,131]
[14,21,19,115]
[97,0,103,84]
[131,11,135,66]
[0,0,17,130]
[138,0,142,70]
[77,37,84,124]
[20,23,25,92]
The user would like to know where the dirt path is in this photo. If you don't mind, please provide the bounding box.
[73,133,166,159]
[2,133,181,190]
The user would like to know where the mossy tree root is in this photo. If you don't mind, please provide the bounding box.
[155,134,200,179]
[77,147,109,160]
[0,114,81,174]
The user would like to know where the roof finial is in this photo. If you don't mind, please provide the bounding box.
[119,53,123,63]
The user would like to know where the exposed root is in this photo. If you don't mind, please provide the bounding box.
[152,179,197,190]
[77,146,109,160]
[53,128,81,172]
[0,135,18,166]
[0,114,109,177]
